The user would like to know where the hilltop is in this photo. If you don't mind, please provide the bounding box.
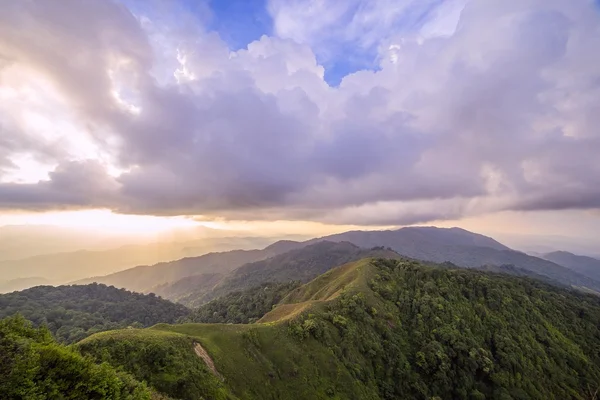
[78,257,600,400]
[0,283,190,343]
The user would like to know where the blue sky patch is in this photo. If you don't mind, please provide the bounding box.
[205,0,272,50]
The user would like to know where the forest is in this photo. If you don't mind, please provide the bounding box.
[0,315,155,399]
[0,283,190,343]
[69,258,600,399]
[187,281,300,324]
[286,259,600,399]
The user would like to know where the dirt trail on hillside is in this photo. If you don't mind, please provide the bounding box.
[193,342,223,380]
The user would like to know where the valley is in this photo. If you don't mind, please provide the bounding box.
[2,227,600,399]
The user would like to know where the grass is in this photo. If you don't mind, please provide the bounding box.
[77,259,382,400]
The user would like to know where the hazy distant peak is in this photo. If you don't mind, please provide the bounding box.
[263,240,304,254]
[542,250,600,283]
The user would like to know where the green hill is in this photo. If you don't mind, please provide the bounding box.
[0,283,190,343]
[78,258,600,400]
[0,315,154,400]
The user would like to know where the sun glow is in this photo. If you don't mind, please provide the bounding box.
[0,209,201,235]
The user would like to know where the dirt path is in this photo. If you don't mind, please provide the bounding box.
[193,342,223,380]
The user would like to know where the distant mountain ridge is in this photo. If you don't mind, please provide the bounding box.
[177,241,400,307]
[542,251,600,282]
[0,236,278,290]
[310,226,509,252]
[73,226,600,302]
[76,249,272,293]
[313,227,600,292]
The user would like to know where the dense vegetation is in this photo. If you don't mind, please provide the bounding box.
[289,258,600,399]
[0,315,153,399]
[78,329,228,400]
[0,283,190,343]
[78,258,600,399]
[187,281,301,324]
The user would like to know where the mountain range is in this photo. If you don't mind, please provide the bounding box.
[73,257,600,400]
[0,236,279,291]
[79,226,600,306]
[3,227,600,399]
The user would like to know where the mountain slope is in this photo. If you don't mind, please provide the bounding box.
[77,248,272,293]
[188,281,301,324]
[315,226,600,291]
[79,258,600,400]
[543,251,600,282]
[310,226,509,252]
[0,236,279,290]
[180,241,400,307]
[0,283,190,343]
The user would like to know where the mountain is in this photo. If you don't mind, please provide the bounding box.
[77,241,299,293]
[0,235,277,289]
[314,226,600,291]
[311,226,509,252]
[77,257,600,400]
[150,273,225,303]
[171,241,399,308]
[199,241,400,304]
[542,251,600,282]
[0,283,190,343]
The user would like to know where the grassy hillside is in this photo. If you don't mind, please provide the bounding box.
[0,283,190,343]
[79,258,600,400]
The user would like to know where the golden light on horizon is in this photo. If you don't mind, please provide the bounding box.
[0,209,202,235]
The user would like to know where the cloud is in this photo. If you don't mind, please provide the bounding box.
[0,0,599,226]
[0,160,118,210]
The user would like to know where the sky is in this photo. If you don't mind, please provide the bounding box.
[1,0,600,245]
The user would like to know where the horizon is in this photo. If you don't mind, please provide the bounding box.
[1,0,599,259]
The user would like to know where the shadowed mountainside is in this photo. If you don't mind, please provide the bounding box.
[543,251,600,282]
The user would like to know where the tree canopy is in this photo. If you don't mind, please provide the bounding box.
[0,315,153,399]
[0,283,190,343]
